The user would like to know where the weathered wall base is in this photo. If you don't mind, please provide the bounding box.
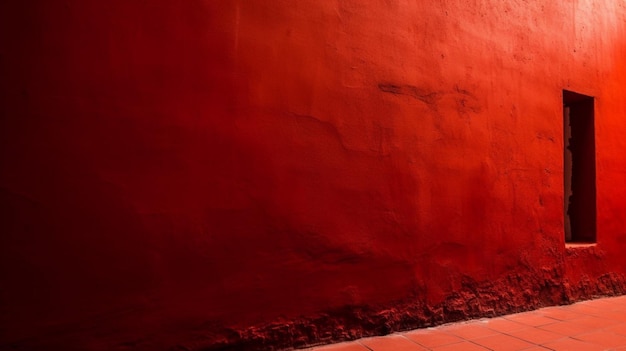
[203,269,626,351]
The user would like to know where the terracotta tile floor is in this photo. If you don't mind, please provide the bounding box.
[306,295,626,351]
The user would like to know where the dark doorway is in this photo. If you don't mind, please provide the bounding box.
[563,90,596,243]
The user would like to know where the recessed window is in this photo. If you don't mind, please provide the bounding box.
[563,90,596,243]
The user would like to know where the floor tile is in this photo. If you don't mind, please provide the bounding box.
[605,323,626,336]
[572,330,626,348]
[581,296,626,309]
[483,317,527,333]
[441,323,499,340]
[572,315,620,329]
[604,311,626,322]
[542,337,605,351]
[471,333,535,351]
[404,329,464,348]
[359,335,428,351]
[563,303,606,316]
[505,327,565,345]
[504,313,560,327]
[537,319,598,336]
[430,341,490,351]
[537,307,584,321]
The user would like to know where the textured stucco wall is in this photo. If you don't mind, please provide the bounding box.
[2,1,626,350]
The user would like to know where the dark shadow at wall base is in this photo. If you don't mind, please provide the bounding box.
[196,271,626,351]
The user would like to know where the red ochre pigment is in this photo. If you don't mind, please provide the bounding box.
[2,1,626,350]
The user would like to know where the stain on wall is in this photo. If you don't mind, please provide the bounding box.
[2,0,626,350]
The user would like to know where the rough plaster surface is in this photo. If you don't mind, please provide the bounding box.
[2,1,626,350]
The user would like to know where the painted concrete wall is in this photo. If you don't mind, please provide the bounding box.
[2,1,626,350]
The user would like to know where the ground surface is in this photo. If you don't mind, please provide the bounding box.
[306,295,626,351]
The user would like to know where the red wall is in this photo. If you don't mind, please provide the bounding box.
[2,1,626,350]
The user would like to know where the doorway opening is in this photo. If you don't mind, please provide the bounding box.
[563,90,596,243]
